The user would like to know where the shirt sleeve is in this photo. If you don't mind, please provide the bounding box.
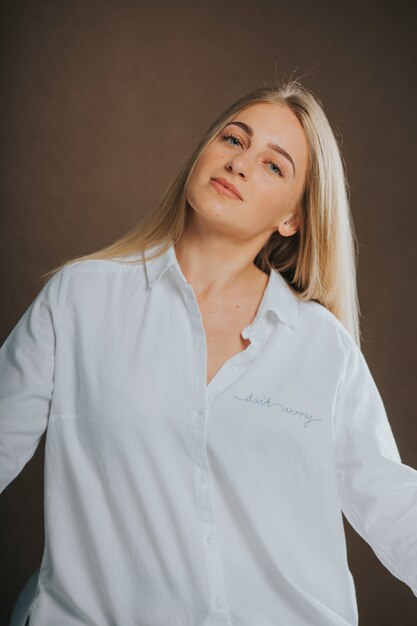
[0,266,67,494]
[333,342,417,597]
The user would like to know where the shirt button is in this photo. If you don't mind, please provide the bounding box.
[195,410,203,423]
[199,472,208,484]
[215,597,223,609]
[206,533,214,544]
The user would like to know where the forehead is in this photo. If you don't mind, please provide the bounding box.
[232,102,305,141]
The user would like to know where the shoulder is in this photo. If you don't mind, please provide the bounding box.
[60,255,147,287]
[64,253,144,275]
[296,296,356,355]
[46,255,147,311]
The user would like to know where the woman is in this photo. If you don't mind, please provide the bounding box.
[1,78,416,626]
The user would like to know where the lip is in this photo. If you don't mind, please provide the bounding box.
[210,177,243,200]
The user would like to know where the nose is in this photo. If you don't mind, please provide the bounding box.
[225,152,250,178]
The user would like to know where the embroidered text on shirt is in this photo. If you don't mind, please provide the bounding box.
[232,391,322,428]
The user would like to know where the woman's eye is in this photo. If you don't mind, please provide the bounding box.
[265,160,283,177]
[221,132,243,148]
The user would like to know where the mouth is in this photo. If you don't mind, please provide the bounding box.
[210,177,243,201]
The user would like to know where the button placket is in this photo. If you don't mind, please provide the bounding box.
[186,289,231,623]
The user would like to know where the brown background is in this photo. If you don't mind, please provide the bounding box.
[1,0,416,624]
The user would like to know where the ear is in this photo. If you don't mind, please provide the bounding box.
[275,212,300,237]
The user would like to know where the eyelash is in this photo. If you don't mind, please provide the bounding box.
[220,132,284,177]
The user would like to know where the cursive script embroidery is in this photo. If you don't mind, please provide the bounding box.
[232,392,322,429]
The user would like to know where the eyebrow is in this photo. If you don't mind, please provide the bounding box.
[224,120,296,177]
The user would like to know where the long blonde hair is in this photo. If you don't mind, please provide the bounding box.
[43,77,361,346]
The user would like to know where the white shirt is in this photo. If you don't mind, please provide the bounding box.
[1,241,416,626]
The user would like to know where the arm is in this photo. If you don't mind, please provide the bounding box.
[333,342,417,597]
[0,266,67,494]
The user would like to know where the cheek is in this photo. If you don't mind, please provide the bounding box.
[189,148,222,192]
[258,188,284,211]
[189,156,208,186]
[187,160,204,197]
[186,161,210,208]
[197,144,226,171]
[253,191,289,225]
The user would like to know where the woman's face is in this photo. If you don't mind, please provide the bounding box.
[186,102,309,241]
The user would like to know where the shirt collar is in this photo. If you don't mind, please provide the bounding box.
[143,242,299,330]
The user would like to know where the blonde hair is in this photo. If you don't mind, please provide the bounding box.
[43,77,361,346]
